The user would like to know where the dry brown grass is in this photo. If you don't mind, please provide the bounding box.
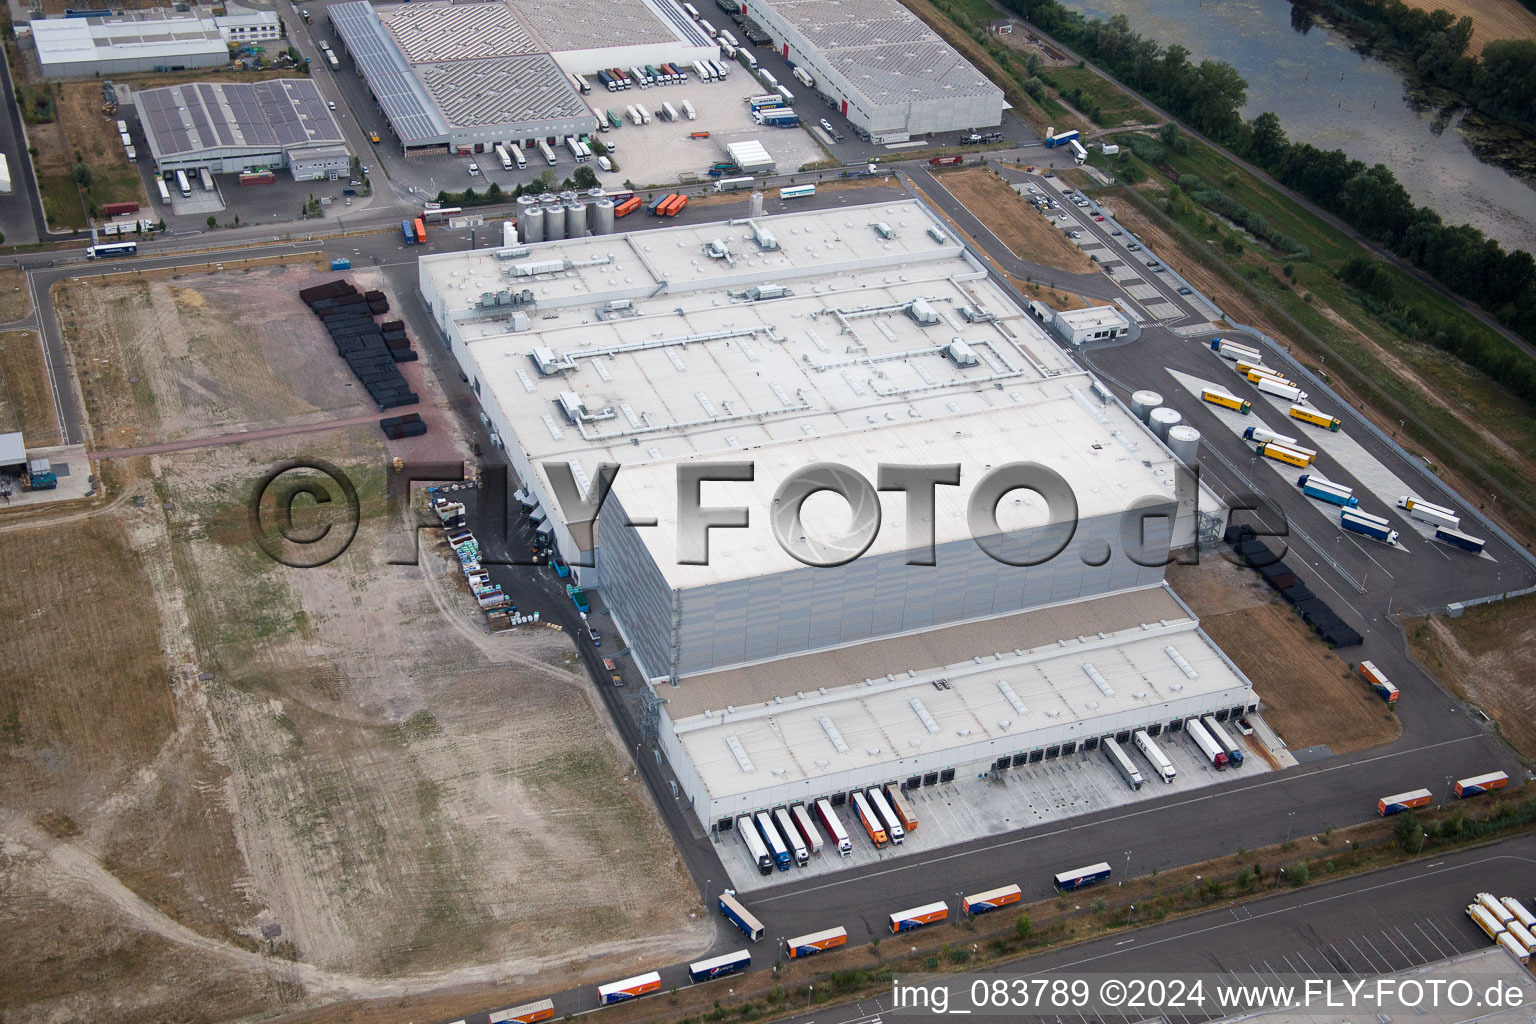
[58,82,149,211]
[939,167,1100,274]
[1404,594,1536,759]
[1401,0,1536,55]
[1170,558,1401,754]
[0,331,59,444]
[0,267,32,323]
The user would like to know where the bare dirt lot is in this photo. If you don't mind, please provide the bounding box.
[1404,594,1536,759]
[3,268,710,1021]
[53,263,392,450]
[936,167,1099,274]
[0,330,59,444]
[1401,0,1536,54]
[1169,559,1402,754]
[0,267,32,323]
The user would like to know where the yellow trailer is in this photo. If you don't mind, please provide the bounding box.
[1201,388,1251,414]
[1256,440,1315,468]
[1289,404,1341,431]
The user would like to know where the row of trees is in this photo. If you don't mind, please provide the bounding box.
[994,0,1536,356]
[1295,0,1536,135]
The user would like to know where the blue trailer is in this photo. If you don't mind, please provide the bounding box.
[1297,474,1358,508]
[717,891,765,941]
[401,219,416,244]
[1053,862,1112,891]
[1340,509,1399,544]
[1435,525,1486,553]
[1045,128,1081,148]
[761,111,799,127]
[330,257,352,270]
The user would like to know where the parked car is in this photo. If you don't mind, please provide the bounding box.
[1111,229,1123,235]
[1146,259,1160,267]
[1093,215,1105,221]
[1178,286,1193,295]
[1127,242,1142,251]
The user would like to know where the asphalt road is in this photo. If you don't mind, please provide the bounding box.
[0,42,46,246]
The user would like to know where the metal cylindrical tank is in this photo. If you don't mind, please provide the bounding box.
[593,199,615,235]
[501,220,518,247]
[1167,424,1200,464]
[559,190,577,203]
[750,191,764,217]
[516,194,537,207]
[519,205,544,244]
[585,187,604,198]
[537,192,559,205]
[566,202,587,238]
[1130,390,1163,423]
[1149,406,1182,440]
[542,205,565,240]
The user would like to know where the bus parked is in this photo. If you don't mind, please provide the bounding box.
[1053,862,1112,891]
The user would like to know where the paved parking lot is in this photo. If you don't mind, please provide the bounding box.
[720,726,1278,894]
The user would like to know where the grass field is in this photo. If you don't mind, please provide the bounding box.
[937,167,1099,273]
[0,331,60,445]
[1046,66,1154,128]
[59,82,148,212]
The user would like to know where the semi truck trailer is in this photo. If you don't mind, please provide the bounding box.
[1297,474,1358,507]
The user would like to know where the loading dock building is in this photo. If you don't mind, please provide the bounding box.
[134,79,352,179]
[741,0,1005,140]
[326,0,716,154]
[417,199,1240,831]
[30,8,228,79]
[1050,305,1132,347]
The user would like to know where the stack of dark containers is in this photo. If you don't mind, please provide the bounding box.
[1226,524,1362,648]
[379,412,426,439]
[298,279,420,412]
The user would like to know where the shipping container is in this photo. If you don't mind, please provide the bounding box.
[866,788,905,845]
[1297,474,1359,508]
[786,926,847,958]
[1133,729,1177,782]
[1202,716,1244,767]
[883,786,918,832]
[737,815,773,874]
[402,219,416,244]
[1434,525,1486,553]
[815,798,853,856]
[1053,862,1112,891]
[755,810,791,871]
[850,790,887,847]
[1455,772,1510,798]
[962,884,1022,914]
[1185,718,1228,769]
[774,807,809,866]
[489,999,555,1024]
[597,972,661,1004]
[413,217,427,243]
[1397,495,1460,529]
[615,196,644,217]
[1211,337,1262,362]
[1102,736,1145,789]
[888,901,948,932]
[1357,661,1399,703]
[789,803,823,856]
[717,890,764,940]
[688,950,750,983]
[1200,388,1251,414]
[1289,404,1342,431]
[664,194,688,216]
[1377,788,1432,815]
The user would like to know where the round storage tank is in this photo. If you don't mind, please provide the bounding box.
[1131,390,1163,423]
[542,205,565,240]
[593,198,615,235]
[566,203,586,238]
[537,192,559,205]
[519,205,544,244]
[517,194,537,207]
[1149,406,1182,440]
[559,190,577,202]
[1167,424,1201,464]
[750,191,764,218]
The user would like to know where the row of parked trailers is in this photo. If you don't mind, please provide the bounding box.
[736,789,919,874]
[1466,892,1536,964]
[1378,771,1509,815]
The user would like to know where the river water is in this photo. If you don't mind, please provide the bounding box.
[1056,0,1536,249]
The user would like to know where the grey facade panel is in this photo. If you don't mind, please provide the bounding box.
[598,497,677,682]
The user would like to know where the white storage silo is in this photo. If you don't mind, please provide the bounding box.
[750,191,764,217]
[566,203,587,238]
[542,205,566,240]
[502,220,518,247]
[519,205,544,243]
[1149,406,1182,440]
[593,199,616,235]
[1130,390,1163,423]
[1167,425,1201,464]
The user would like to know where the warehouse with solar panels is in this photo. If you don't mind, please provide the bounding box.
[741,0,1005,140]
[415,198,1250,830]
[326,0,717,155]
[133,79,352,179]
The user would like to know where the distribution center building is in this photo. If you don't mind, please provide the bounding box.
[134,79,352,179]
[327,0,716,155]
[30,8,228,78]
[741,0,1006,140]
[417,197,1237,831]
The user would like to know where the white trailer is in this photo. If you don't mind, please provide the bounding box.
[681,100,697,120]
[156,177,172,204]
[1397,496,1460,529]
[199,167,214,191]
[1202,716,1244,767]
[755,810,790,869]
[1503,897,1536,932]
[636,104,651,124]
[710,59,729,77]
[737,815,772,873]
[1133,729,1177,783]
[1102,736,1145,790]
[1254,376,1308,403]
[866,788,905,845]
[1214,337,1262,362]
[1185,718,1227,769]
[1479,892,1516,925]
[774,807,809,866]
[175,169,192,197]
[565,136,588,161]
[661,102,680,122]
[789,803,823,855]
[793,66,814,87]
[0,153,10,194]
[627,105,644,125]
[692,60,711,80]
[536,138,556,165]
[496,143,513,170]
[775,84,794,104]
[814,798,852,856]
[511,144,526,169]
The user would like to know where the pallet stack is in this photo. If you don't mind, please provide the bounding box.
[1226,525,1362,648]
[298,279,419,410]
[379,412,426,439]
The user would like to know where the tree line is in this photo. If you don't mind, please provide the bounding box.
[996,0,1536,372]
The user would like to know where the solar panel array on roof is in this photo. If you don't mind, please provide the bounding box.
[379,1,541,62]
[134,79,345,160]
[645,0,714,47]
[417,53,587,128]
[329,0,447,144]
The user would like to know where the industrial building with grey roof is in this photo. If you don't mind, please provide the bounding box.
[134,79,352,179]
[417,197,1245,838]
[327,0,718,153]
[742,0,1006,139]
